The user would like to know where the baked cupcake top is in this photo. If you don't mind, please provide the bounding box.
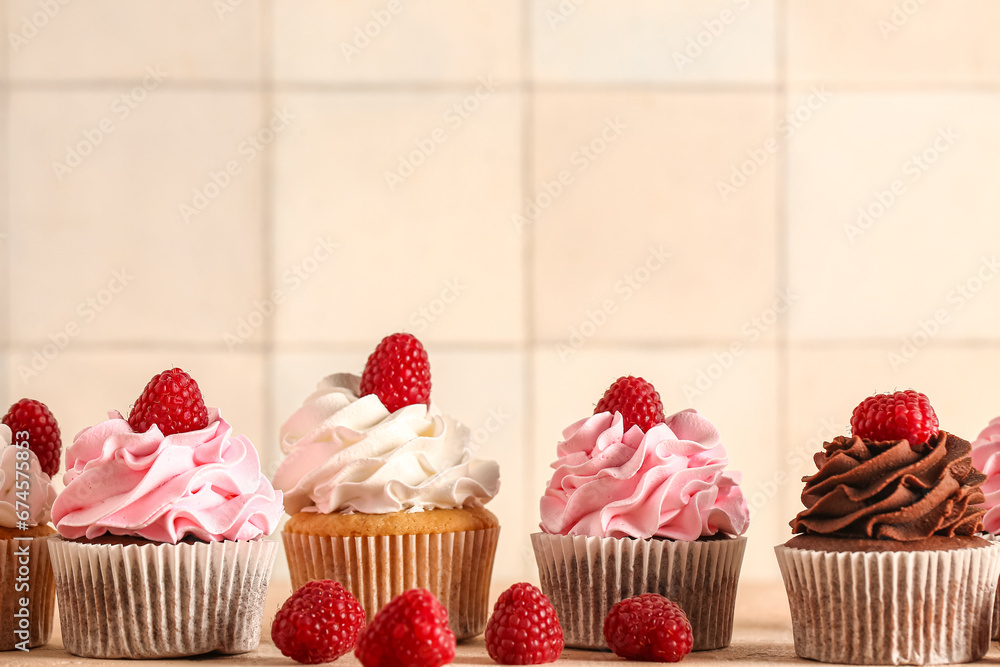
[540,376,749,541]
[0,399,62,529]
[969,417,1000,534]
[791,390,985,542]
[273,334,500,516]
[51,368,283,543]
[0,425,57,528]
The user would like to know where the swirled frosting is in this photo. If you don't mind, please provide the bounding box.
[539,409,749,540]
[52,409,283,543]
[273,373,500,515]
[971,417,1000,534]
[0,425,57,528]
[791,432,985,540]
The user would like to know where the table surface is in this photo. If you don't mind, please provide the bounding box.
[5,582,996,665]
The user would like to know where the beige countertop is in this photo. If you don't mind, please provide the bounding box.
[5,582,993,666]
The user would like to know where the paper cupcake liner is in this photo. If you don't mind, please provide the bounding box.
[47,536,276,659]
[283,526,499,640]
[774,543,1000,665]
[984,534,1000,639]
[0,535,55,651]
[530,532,746,651]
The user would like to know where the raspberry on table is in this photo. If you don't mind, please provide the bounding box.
[355,588,455,667]
[850,390,939,447]
[1,398,62,477]
[271,580,366,664]
[485,583,563,665]
[127,367,209,436]
[603,593,693,663]
[359,333,432,413]
[594,376,666,432]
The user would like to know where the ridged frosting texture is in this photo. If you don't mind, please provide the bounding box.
[0,424,57,528]
[273,373,500,515]
[971,417,1000,534]
[52,408,283,543]
[539,409,749,540]
[791,432,985,540]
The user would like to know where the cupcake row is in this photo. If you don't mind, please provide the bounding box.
[2,332,1000,665]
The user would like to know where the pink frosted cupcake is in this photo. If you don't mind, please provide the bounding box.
[532,376,749,651]
[971,416,1000,639]
[0,399,61,651]
[48,368,284,659]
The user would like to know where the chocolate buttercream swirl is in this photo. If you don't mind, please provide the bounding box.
[791,431,986,541]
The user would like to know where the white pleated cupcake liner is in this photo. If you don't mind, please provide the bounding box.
[47,537,276,659]
[283,526,499,640]
[0,534,55,651]
[984,534,1000,639]
[775,542,1000,665]
[531,532,746,651]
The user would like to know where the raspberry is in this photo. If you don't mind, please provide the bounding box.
[603,594,693,663]
[1,399,61,477]
[359,333,432,414]
[485,583,563,665]
[594,376,665,432]
[127,368,209,436]
[355,588,455,667]
[850,390,939,447]
[271,580,366,664]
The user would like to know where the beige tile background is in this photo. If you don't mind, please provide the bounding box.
[3,0,1000,587]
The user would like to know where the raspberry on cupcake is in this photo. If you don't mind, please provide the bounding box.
[532,376,748,650]
[273,333,501,640]
[776,390,1000,665]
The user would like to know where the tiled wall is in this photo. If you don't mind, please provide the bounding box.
[3,1,1000,586]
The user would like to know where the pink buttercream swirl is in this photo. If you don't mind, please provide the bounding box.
[540,409,749,540]
[52,408,283,543]
[971,416,1000,535]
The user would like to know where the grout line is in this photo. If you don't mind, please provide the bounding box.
[775,0,791,527]
[520,0,536,581]
[261,0,277,476]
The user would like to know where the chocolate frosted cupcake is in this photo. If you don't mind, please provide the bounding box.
[775,390,1000,665]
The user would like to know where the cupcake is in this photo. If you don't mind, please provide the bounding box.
[776,390,1000,665]
[531,376,749,651]
[0,399,60,651]
[273,333,501,640]
[48,368,284,659]
[970,416,1000,639]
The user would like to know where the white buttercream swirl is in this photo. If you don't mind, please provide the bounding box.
[273,373,500,515]
[0,424,57,528]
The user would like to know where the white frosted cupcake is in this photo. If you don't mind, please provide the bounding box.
[0,399,61,652]
[48,368,284,659]
[533,376,749,651]
[273,333,501,640]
